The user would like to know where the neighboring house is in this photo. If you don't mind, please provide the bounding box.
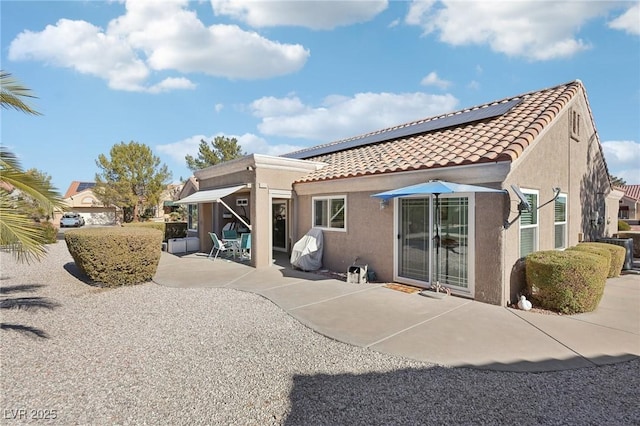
[58,181,117,226]
[155,183,184,222]
[179,80,621,306]
[618,185,640,220]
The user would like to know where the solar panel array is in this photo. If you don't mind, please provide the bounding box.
[76,182,95,192]
[284,98,523,160]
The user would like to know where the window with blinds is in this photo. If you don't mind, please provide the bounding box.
[519,191,538,257]
[554,194,567,249]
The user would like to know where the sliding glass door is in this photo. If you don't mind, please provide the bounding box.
[397,196,472,294]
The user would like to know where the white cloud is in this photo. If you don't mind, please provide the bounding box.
[405,0,616,61]
[156,133,305,164]
[148,77,196,94]
[8,0,309,92]
[420,71,452,89]
[251,91,458,141]
[602,140,640,183]
[211,0,388,30]
[608,4,640,36]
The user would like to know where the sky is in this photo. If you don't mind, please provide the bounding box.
[1,0,639,194]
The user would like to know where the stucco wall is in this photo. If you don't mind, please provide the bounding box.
[474,193,506,305]
[295,190,395,280]
[502,93,614,304]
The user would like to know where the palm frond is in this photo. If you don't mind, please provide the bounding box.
[0,194,48,263]
[0,71,42,115]
[0,148,66,211]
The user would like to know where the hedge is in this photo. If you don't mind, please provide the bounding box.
[65,227,163,287]
[525,250,608,314]
[577,242,626,277]
[618,220,631,231]
[122,221,187,241]
[567,244,613,277]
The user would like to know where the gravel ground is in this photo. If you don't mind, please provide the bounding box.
[1,242,639,425]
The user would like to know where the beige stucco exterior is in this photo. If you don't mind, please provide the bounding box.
[191,155,324,268]
[501,90,617,304]
[183,84,618,307]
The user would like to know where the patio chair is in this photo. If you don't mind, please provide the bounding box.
[239,233,251,261]
[208,232,230,261]
[222,229,238,240]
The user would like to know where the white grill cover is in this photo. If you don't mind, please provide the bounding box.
[290,228,324,271]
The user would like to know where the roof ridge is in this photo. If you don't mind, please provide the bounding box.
[283,80,582,158]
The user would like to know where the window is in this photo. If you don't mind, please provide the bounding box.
[519,190,538,257]
[554,194,567,249]
[313,196,346,230]
[187,204,198,230]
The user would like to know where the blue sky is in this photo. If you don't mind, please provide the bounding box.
[2,0,639,194]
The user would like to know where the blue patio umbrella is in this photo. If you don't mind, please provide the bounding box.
[372,180,506,294]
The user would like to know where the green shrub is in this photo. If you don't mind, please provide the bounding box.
[618,220,631,231]
[567,244,613,277]
[578,242,626,277]
[525,250,608,314]
[122,221,187,241]
[123,221,165,233]
[37,221,58,244]
[65,227,163,287]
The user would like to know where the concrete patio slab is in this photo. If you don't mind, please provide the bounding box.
[369,301,596,371]
[153,251,640,372]
[287,287,471,347]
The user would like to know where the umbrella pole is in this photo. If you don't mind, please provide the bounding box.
[435,193,440,292]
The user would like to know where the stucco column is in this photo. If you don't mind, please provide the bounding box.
[251,182,272,268]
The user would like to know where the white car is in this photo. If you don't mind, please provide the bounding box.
[60,212,85,228]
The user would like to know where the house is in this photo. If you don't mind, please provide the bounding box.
[179,80,621,306]
[618,185,640,221]
[57,181,117,226]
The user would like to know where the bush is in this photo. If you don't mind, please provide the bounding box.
[618,220,631,231]
[123,221,187,241]
[37,221,58,244]
[567,244,612,277]
[578,242,626,277]
[65,227,163,287]
[123,221,165,233]
[525,250,608,314]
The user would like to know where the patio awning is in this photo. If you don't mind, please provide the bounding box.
[176,184,251,230]
[371,180,506,200]
[175,185,246,204]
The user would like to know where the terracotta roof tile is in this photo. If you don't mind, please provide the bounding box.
[622,185,640,201]
[290,81,584,183]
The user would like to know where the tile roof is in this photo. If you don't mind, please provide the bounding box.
[290,81,583,183]
[64,181,95,198]
[622,185,640,201]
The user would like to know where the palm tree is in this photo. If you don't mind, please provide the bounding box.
[1,71,66,262]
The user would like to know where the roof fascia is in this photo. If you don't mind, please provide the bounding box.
[195,154,326,181]
[293,161,510,196]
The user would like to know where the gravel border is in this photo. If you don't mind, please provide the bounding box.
[1,242,639,425]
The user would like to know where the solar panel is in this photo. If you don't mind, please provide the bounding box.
[76,182,95,192]
[283,98,522,160]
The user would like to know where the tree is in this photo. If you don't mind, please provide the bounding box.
[18,169,56,222]
[94,142,172,222]
[185,136,245,171]
[609,174,626,187]
[0,71,65,262]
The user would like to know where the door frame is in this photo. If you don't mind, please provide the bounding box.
[269,190,292,253]
[393,194,475,297]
